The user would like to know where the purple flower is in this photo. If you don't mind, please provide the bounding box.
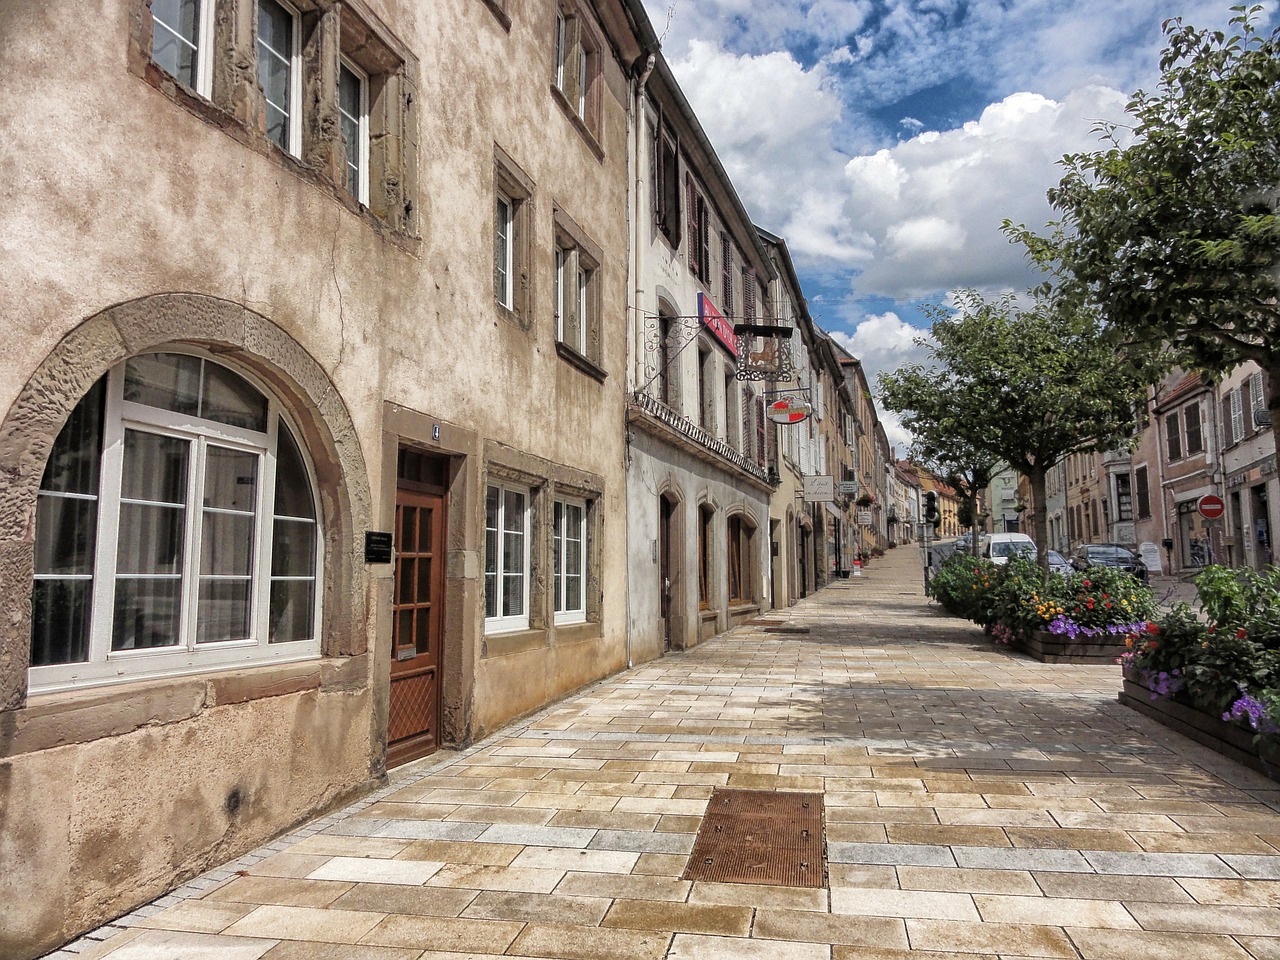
[1224,693,1276,732]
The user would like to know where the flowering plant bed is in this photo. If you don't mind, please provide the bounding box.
[1120,668,1280,782]
[1022,627,1133,664]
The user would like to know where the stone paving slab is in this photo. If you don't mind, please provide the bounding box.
[46,547,1280,960]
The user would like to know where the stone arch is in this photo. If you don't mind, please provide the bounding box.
[0,292,371,709]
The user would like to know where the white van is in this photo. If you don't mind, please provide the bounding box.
[984,532,1037,565]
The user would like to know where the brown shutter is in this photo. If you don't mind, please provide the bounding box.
[721,234,733,314]
[1242,385,1254,436]
[1222,397,1233,447]
[743,267,757,319]
[757,396,767,467]
[686,172,698,275]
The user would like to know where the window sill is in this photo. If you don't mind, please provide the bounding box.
[481,628,547,659]
[555,341,607,382]
[10,656,365,756]
[554,620,603,645]
[549,85,605,162]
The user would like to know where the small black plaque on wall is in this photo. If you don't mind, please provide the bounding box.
[365,531,394,564]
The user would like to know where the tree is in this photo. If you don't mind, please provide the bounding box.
[1007,6,1280,451]
[879,290,1146,572]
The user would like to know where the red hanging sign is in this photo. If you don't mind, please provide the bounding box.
[699,293,739,356]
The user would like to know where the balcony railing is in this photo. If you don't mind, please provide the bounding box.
[630,391,772,484]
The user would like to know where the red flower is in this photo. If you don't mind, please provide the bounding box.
[1146,641,1158,651]
[1237,628,1248,640]
[1145,623,1160,635]
[1083,580,1091,587]
[1104,602,1112,609]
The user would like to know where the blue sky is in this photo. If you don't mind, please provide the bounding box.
[641,0,1276,448]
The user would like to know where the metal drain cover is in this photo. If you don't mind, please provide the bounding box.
[683,789,826,888]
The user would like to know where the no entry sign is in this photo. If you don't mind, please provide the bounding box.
[1197,494,1225,520]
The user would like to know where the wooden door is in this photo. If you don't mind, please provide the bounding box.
[388,487,445,766]
[659,496,674,652]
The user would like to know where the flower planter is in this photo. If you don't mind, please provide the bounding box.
[1119,671,1280,783]
[1018,627,1129,664]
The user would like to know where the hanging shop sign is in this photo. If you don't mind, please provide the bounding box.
[698,293,739,356]
[802,475,835,502]
[767,396,813,424]
[836,480,859,496]
[857,510,874,526]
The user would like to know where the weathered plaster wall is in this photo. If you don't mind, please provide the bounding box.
[0,0,639,954]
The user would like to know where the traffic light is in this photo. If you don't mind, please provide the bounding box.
[923,491,939,524]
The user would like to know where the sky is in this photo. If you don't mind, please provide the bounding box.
[639,0,1276,452]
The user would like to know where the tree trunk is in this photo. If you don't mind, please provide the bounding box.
[1029,466,1051,577]
[969,491,982,558]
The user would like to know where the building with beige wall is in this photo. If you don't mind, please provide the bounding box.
[0,0,656,955]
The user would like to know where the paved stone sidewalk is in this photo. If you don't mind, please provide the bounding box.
[52,548,1280,960]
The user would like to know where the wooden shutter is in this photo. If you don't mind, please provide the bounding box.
[686,172,699,276]
[1242,385,1254,437]
[721,234,733,315]
[757,396,767,468]
[743,267,756,319]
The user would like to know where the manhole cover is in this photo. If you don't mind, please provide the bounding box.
[682,789,825,888]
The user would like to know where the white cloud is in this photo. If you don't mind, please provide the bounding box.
[844,86,1133,298]
[829,312,933,452]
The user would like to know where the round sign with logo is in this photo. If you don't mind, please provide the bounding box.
[1197,494,1225,520]
[767,397,813,424]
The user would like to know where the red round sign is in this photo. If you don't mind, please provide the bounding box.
[1197,494,1225,520]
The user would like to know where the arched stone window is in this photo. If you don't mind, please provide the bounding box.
[30,351,321,693]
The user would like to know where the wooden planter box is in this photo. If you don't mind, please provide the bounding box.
[1119,673,1280,783]
[1018,628,1129,664]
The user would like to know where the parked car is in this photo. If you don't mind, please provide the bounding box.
[984,532,1037,565]
[1047,550,1073,576]
[1068,543,1149,582]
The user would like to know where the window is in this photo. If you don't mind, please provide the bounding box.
[723,370,739,449]
[686,175,710,282]
[720,234,734,317]
[257,0,302,157]
[29,353,320,694]
[697,506,712,608]
[338,61,369,204]
[1230,388,1245,445]
[1164,413,1182,461]
[1250,373,1266,429]
[496,193,515,310]
[697,343,714,430]
[657,312,677,408]
[553,212,602,364]
[727,516,753,603]
[494,151,533,324]
[652,122,681,245]
[552,499,586,625]
[742,266,757,320]
[1116,473,1133,521]
[151,0,214,94]
[484,482,530,633]
[1184,402,1203,455]
[551,3,600,133]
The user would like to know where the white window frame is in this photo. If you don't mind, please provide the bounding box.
[495,192,515,310]
[29,354,323,695]
[257,0,304,158]
[553,10,567,92]
[151,0,216,96]
[552,497,587,625]
[484,481,530,634]
[338,58,370,206]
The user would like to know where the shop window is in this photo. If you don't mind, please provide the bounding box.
[257,0,302,156]
[1116,473,1133,521]
[29,352,321,694]
[484,482,530,632]
[151,0,215,94]
[552,498,587,625]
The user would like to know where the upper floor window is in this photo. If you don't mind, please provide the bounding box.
[553,212,602,368]
[494,150,534,325]
[551,3,601,135]
[686,175,710,282]
[152,0,214,94]
[338,61,369,204]
[1229,388,1245,446]
[1164,412,1182,461]
[258,0,302,156]
[720,234,734,317]
[651,122,681,246]
[1184,401,1203,455]
[30,353,321,694]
